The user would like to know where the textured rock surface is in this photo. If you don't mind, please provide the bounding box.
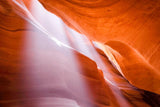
[38,0,160,94]
[0,0,160,107]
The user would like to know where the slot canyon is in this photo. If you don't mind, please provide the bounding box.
[0,0,160,107]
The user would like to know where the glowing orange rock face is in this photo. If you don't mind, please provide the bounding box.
[38,0,160,94]
[0,0,160,107]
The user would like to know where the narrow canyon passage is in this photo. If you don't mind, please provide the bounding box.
[0,0,160,107]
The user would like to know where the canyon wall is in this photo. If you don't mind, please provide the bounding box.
[39,0,160,95]
[0,0,160,106]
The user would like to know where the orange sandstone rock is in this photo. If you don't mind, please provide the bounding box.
[38,0,160,94]
[0,0,160,107]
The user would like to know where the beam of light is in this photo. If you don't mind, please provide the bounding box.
[11,0,94,106]
[12,0,131,106]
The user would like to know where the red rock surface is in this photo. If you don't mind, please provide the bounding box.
[0,0,160,107]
